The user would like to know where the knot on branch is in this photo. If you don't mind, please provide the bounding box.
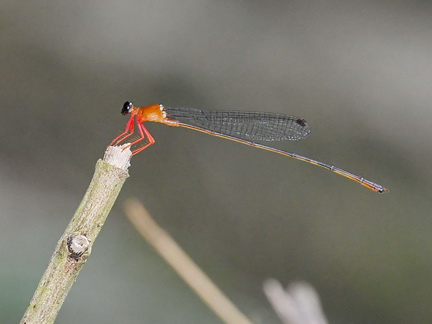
[67,234,90,260]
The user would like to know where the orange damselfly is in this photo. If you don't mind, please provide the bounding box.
[110,101,388,193]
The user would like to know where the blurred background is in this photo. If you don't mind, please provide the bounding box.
[1,0,431,323]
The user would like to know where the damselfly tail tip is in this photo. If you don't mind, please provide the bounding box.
[360,179,389,193]
[378,187,389,194]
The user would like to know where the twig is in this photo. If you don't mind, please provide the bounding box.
[124,199,253,324]
[20,145,131,324]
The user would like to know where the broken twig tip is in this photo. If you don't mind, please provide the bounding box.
[104,144,132,169]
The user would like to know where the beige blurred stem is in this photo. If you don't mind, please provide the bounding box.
[20,145,131,324]
[124,199,253,324]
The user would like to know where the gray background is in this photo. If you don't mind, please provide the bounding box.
[1,0,431,323]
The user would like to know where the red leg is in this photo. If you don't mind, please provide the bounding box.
[131,123,156,155]
[110,116,135,146]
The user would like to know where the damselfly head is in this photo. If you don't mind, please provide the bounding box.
[121,101,134,116]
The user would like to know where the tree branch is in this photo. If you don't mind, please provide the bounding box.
[20,145,131,324]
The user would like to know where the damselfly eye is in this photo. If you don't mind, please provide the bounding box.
[121,101,133,116]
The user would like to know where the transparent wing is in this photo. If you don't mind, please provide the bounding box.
[163,107,311,141]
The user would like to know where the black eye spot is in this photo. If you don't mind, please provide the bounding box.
[121,101,133,115]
